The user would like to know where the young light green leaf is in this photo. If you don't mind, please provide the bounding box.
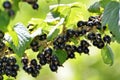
[5,23,31,57]
[88,1,100,13]
[102,1,120,43]
[47,18,64,41]
[101,45,114,66]
[54,49,67,65]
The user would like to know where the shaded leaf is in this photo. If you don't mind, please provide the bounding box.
[101,45,114,66]
[102,1,120,43]
[54,49,67,65]
[88,1,100,13]
[100,0,112,8]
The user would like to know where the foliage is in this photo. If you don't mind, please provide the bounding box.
[0,0,120,80]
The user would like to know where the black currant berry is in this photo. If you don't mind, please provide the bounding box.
[49,63,58,72]
[38,34,47,40]
[44,48,52,57]
[87,21,94,27]
[65,45,72,51]
[21,57,28,65]
[66,29,75,38]
[103,35,111,44]
[51,55,60,66]
[97,41,104,49]
[77,21,85,27]
[67,51,75,59]
[32,3,39,10]
[83,47,89,54]
[77,46,83,53]
[35,65,41,70]
[39,59,46,65]
[30,40,38,47]
[12,64,19,71]
[80,40,90,47]
[30,59,37,66]
[87,32,96,40]
[3,1,12,9]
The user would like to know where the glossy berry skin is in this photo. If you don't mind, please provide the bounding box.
[83,47,89,54]
[97,41,104,49]
[77,46,83,53]
[30,59,37,66]
[21,58,28,65]
[80,40,90,47]
[103,35,111,44]
[32,3,39,10]
[67,51,75,59]
[87,32,96,40]
[44,48,52,57]
[77,21,85,27]
[49,63,58,72]
[30,40,38,47]
[3,1,12,9]
[66,29,75,38]
[38,34,47,40]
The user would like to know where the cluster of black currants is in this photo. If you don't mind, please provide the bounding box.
[3,0,15,17]
[53,16,112,58]
[0,31,6,57]
[37,48,61,72]
[21,57,41,77]
[30,33,47,52]
[0,56,19,80]
[22,0,39,10]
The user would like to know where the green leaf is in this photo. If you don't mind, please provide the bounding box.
[8,31,19,47]
[101,45,114,66]
[54,49,67,65]
[70,37,79,45]
[88,1,100,13]
[100,0,112,8]
[6,23,31,57]
[47,18,64,41]
[102,1,120,43]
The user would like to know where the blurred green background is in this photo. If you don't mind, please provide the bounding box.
[1,0,120,80]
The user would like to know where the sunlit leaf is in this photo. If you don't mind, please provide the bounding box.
[101,45,114,66]
[5,23,31,57]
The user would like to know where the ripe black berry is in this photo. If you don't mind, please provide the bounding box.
[38,34,47,40]
[77,46,83,53]
[30,40,38,47]
[49,63,58,72]
[80,40,90,47]
[21,57,28,65]
[30,59,37,66]
[67,51,75,59]
[77,21,85,27]
[32,3,39,10]
[44,48,52,57]
[3,1,12,9]
[87,32,96,40]
[103,35,111,44]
